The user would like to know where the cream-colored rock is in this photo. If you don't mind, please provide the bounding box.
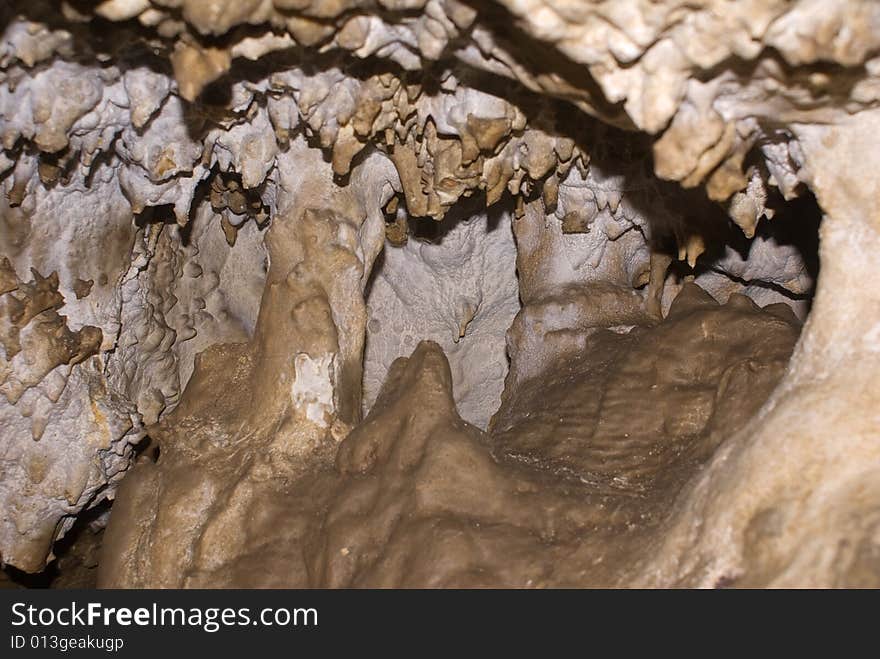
[0,0,876,587]
[363,202,519,428]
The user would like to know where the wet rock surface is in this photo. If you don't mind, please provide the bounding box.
[99,287,805,587]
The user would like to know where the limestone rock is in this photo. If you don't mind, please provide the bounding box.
[0,0,876,587]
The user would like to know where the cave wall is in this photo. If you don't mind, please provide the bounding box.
[363,201,519,428]
[0,0,877,586]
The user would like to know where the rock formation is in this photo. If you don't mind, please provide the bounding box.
[0,0,877,587]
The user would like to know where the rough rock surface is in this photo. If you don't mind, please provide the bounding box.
[100,288,804,587]
[0,1,877,586]
[363,199,519,428]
